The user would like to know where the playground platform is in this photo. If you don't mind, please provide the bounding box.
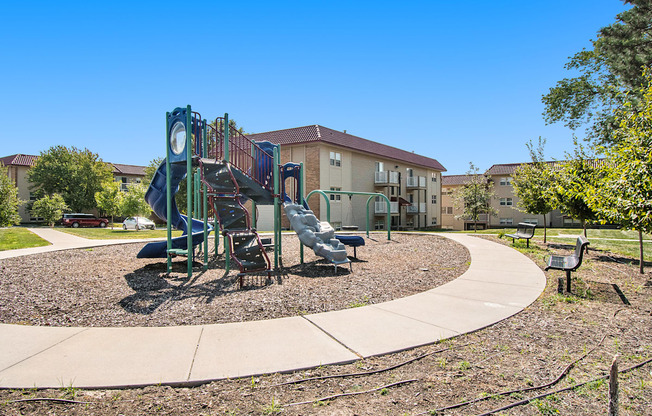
[0,232,546,389]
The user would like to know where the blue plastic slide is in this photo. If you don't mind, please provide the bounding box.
[137,161,213,258]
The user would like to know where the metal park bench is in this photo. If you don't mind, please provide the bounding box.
[544,235,590,293]
[505,222,537,247]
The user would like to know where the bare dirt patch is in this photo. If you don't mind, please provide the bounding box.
[2,233,652,415]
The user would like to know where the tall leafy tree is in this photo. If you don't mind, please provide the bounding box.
[542,0,652,146]
[95,181,123,229]
[552,144,601,236]
[142,156,164,188]
[27,146,113,212]
[31,194,68,227]
[588,71,652,273]
[0,163,23,226]
[512,138,555,243]
[454,163,497,232]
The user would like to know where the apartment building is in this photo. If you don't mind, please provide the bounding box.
[0,153,146,223]
[248,125,446,231]
[441,162,572,231]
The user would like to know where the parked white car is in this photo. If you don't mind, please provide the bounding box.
[122,216,156,230]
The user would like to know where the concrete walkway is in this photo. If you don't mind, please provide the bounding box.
[0,227,163,259]
[0,232,546,389]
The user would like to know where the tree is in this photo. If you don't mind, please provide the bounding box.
[31,194,68,227]
[542,1,652,146]
[95,181,123,229]
[512,138,555,243]
[142,156,164,188]
[454,163,497,232]
[120,183,152,228]
[0,164,23,226]
[588,71,652,274]
[27,146,113,212]
[552,144,601,236]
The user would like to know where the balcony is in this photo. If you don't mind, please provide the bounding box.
[375,201,399,214]
[374,170,400,185]
[406,203,427,214]
[406,176,427,188]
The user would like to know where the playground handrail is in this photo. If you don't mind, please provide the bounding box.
[204,116,275,193]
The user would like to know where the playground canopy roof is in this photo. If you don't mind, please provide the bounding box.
[247,125,446,172]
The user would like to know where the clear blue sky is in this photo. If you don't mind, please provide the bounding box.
[0,0,628,175]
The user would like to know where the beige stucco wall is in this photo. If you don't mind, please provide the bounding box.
[261,142,443,232]
[7,165,33,222]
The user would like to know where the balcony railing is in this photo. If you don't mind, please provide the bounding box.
[375,170,400,185]
[375,201,399,214]
[406,176,427,188]
[406,203,428,214]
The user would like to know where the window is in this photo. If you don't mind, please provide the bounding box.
[447,207,454,214]
[499,177,512,186]
[524,218,539,225]
[431,217,437,225]
[330,187,341,202]
[500,197,513,206]
[406,168,414,177]
[329,152,341,167]
[374,220,385,230]
[431,173,437,182]
[431,195,437,204]
[500,218,513,225]
[375,161,384,172]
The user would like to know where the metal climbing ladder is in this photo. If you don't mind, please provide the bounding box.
[200,118,276,286]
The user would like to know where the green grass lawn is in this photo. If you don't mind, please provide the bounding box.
[58,227,183,240]
[0,228,51,251]
[461,227,651,260]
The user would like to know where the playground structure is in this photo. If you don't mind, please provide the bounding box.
[138,105,391,279]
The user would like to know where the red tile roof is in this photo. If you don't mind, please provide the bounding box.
[111,163,146,176]
[0,154,38,167]
[442,174,483,186]
[484,159,603,176]
[248,125,446,171]
[0,154,146,176]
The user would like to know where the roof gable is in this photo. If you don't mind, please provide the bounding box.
[248,125,446,171]
[0,154,38,167]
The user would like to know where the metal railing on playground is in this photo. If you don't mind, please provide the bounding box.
[204,117,275,193]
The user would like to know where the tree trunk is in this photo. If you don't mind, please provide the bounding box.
[583,220,587,237]
[543,213,547,244]
[639,228,644,274]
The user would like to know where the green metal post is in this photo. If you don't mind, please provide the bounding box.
[224,234,230,272]
[251,201,257,228]
[251,140,257,229]
[165,112,172,273]
[186,106,193,278]
[202,119,208,270]
[273,146,280,269]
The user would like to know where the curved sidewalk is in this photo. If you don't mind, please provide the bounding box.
[0,233,546,389]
